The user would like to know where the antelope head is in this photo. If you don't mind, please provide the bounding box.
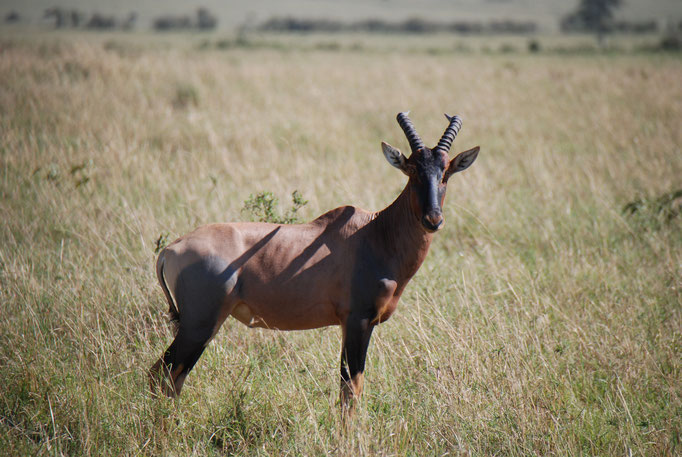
[382,112,480,232]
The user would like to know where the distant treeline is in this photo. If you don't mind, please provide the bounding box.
[561,18,665,34]
[43,8,136,30]
[35,7,217,31]
[5,8,682,36]
[153,8,217,31]
[258,17,538,34]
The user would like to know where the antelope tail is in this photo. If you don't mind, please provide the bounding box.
[156,251,180,328]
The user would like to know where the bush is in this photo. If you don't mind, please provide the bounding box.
[4,11,20,23]
[658,34,682,52]
[528,39,541,53]
[242,191,308,224]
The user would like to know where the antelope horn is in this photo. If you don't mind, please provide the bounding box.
[396,111,424,153]
[435,114,463,154]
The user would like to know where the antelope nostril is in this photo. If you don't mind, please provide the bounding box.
[422,214,443,232]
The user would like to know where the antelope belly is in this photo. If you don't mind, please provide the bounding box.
[230,301,339,330]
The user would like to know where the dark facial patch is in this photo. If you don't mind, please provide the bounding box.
[406,148,450,231]
[411,148,446,180]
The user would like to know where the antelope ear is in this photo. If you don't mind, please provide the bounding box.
[381,142,409,175]
[444,146,480,180]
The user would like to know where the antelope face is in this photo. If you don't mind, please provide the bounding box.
[410,147,449,232]
[382,112,479,233]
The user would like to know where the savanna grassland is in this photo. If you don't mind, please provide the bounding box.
[0,32,680,456]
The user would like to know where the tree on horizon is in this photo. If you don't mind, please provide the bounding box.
[561,0,623,45]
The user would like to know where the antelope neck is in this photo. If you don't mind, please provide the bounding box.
[370,183,434,282]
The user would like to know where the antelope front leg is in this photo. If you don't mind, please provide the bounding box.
[339,314,375,418]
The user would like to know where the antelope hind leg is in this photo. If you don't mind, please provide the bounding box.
[149,261,238,398]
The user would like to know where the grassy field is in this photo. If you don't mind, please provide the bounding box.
[0,32,680,456]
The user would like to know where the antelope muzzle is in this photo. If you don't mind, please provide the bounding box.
[422,210,444,232]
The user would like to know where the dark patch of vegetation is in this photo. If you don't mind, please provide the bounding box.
[487,20,539,34]
[153,8,217,31]
[499,43,518,53]
[242,190,308,224]
[551,43,599,55]
[102,40,141,57]
[528,39,541,53]
[561,0,622,34]
[43,7,135,30]
[623,189,682,230]
[4,11,20,23]
[154,232,169,254]
[206,383,279,455]
[314,41,341,52]
[153,15,190,31]
[658,34,682,52]
[172,83,199,109]
[43,7,82,28]
[562,18,659,35]
[260,17,343,34]
[559,0,653,46]
[31,159,94,189]
[634,33,682,53]
[212,36,269,51]
[197,8,217,29]
[85,14,116,30]
[609,21,658,34]
[258,16,538,35]
[62,60,90,81]
[453,42,473,53]
[69,159,92,188]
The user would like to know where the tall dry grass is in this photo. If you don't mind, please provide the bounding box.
[0,33,680,455]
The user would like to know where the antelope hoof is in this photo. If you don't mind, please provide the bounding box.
[149,360,178,398]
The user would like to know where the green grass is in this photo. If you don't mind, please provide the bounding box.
[0,32,680,455]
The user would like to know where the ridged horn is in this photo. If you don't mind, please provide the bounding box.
[435,114,463,154]
[396,111,424,154]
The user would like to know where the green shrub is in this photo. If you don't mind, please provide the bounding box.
[242,190,308,224]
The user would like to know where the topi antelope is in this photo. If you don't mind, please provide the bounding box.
[149,112,480,414]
